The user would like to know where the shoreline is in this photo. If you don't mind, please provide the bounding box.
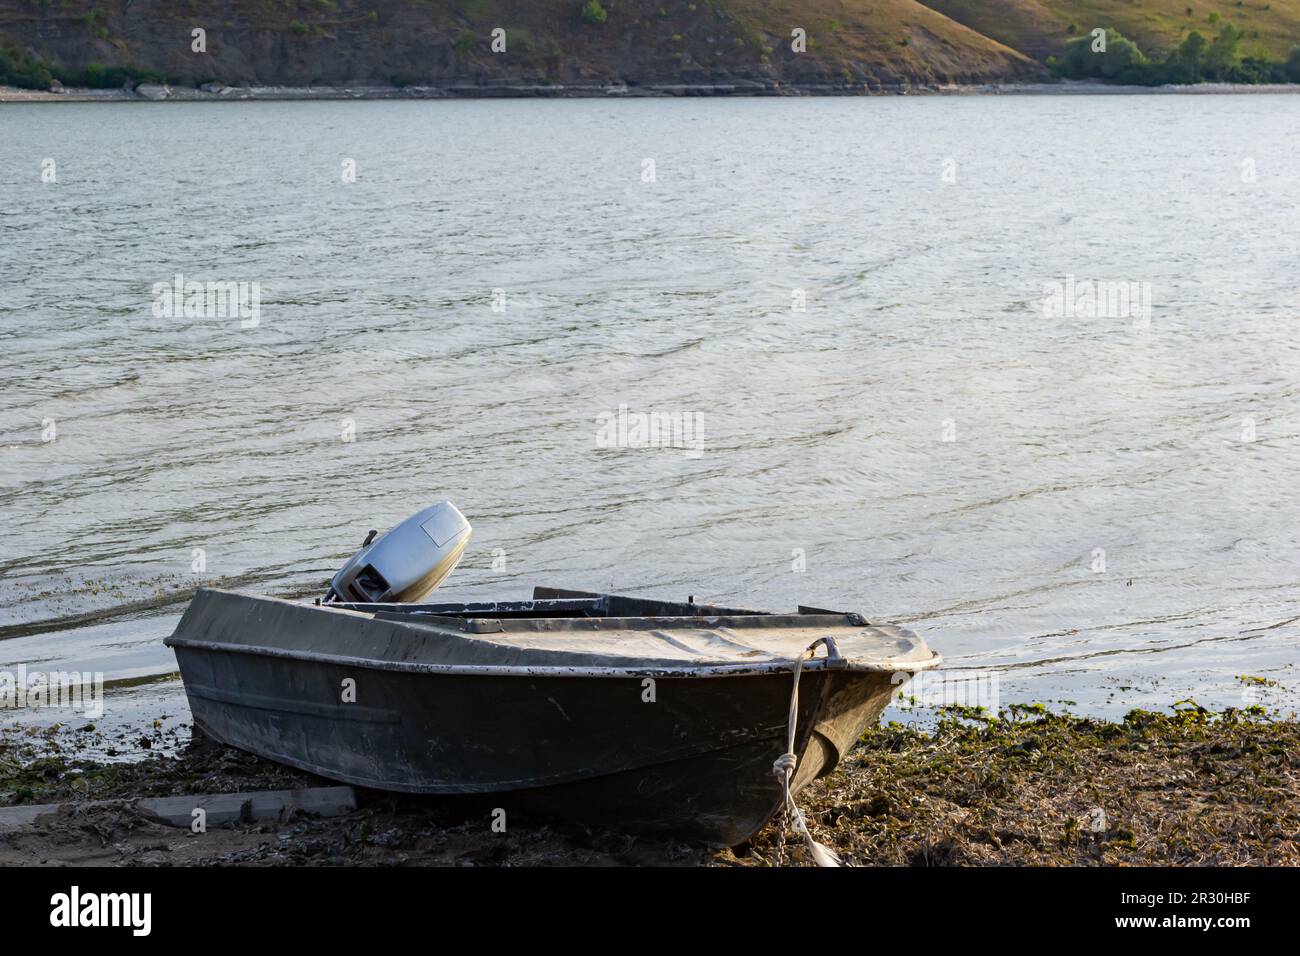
[2,705,1295,865]
[4,79,1299,103]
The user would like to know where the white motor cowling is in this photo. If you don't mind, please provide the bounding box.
[325,502,471,604]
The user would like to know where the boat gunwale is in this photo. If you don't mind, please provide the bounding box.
[164,634,943,678]
[369,609,874,633]
[327,600,869,632]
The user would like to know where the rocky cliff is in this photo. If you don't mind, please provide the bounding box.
[4,0,1299,94]
[0,0,1048,92]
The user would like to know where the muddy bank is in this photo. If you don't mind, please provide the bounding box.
[0,730,712,866]
[2,706,1296,866]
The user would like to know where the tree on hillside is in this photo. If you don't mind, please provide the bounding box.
[1204,23,1244,78]
[1180,30,1206,70]
[1049,21,1292,85]
[1050,29,1146,79]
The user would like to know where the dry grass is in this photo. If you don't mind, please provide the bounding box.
[924,0,1300,61]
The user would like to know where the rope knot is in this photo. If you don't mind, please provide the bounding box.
[772,751,797,781]
[770,640,842,867]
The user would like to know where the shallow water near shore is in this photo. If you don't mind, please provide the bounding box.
[1,95,1298,743]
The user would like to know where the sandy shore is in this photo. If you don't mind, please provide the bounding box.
[2,705,1294,866]
[3,80,1298,103]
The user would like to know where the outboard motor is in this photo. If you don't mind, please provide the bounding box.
[324,501,471,604]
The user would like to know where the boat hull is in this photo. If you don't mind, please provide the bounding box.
[172,643,898,846]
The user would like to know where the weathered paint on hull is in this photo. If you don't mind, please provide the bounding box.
[173,644,897,846]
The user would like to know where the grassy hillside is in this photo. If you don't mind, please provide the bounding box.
[723,0,1045,85]
[922,0,1300,62]
[1,0,1297,91]
[0,0,1045,90]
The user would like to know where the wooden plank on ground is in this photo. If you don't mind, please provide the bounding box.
[0,786,357,831]
[135,786,358,827]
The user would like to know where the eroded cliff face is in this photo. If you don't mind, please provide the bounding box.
[0,0,1048,91]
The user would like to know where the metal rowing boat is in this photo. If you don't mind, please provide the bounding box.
[165,502,940,846]
[166,584,940,846]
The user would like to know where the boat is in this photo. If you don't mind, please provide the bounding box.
[165,505,941,847]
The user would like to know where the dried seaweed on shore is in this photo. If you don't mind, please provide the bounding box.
[737,705,1300,866]
[2,706,1297,866]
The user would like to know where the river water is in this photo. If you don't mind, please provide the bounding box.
[2,95,1298,742]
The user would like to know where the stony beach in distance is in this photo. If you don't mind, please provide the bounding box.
[4,79,1299,103]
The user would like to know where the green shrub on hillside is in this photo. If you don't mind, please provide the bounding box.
[581,1,607,26]
[0,45,166,90]
[1052,23,1293,85]
[65,61,165,88]
[0,45,53,89]
[1051,29,1147,79]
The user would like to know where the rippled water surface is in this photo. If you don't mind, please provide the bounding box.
[2,96,1299,737]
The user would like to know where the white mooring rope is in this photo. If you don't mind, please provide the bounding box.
[772,638,843,867]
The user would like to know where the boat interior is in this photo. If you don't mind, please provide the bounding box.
[330,586,851,625]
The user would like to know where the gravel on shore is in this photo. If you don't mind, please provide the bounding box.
[4,80,1298,104]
